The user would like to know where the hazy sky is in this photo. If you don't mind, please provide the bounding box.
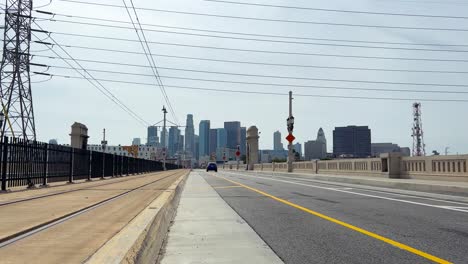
[28,0,468,154]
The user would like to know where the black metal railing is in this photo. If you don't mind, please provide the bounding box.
[0,137,181,190]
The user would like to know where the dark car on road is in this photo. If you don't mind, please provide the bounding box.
[206,162,218,172]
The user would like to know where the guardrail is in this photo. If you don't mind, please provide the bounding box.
[0,137,181,190]
[222,154,468,182]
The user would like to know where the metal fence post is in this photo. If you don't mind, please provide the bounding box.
[42,143,48,186]
[87,151,92,181]
[119,156,123,177]
[112,154,115,177]
[1,137,8,191]
[101,153,105,179]
[69,148,73,183]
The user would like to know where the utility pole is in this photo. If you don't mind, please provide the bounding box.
[101,128,107,179]
[162,106,167,170]
[286,91,295,173]
[0,0,36,141]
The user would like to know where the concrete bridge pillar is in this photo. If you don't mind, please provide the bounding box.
[70,122,89,149]
[246,126,259,170]
[380,152,402,178]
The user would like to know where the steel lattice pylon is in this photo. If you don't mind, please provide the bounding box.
[0,0,36,140]
[411,102,425,156]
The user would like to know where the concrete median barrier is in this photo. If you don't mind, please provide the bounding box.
[85,171,189,264]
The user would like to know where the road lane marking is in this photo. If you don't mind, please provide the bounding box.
[268,174,468,206]
[211,173,452,264]
[224,171,468,213]
[213,185,244,189]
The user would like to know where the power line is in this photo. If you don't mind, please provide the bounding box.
[54,0,468,32]
[35,63,468,94]
[376,0,468,6]
[39,11,468,47]
[41,41,468,63]
[32,23,149,126]
[204,0,468,19]
[41,64,468,89]
[40,22,468,53]
[35,54,468,74]
[121,0,179,125]
[43,73,468,103]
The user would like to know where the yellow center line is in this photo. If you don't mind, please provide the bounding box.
[213,185,244,189]
[212,174,452,264]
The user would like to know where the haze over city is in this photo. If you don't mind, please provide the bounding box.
[1,0,468,263]
[29,0,468,154]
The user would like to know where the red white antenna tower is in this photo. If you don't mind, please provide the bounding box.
[411,102,425,156]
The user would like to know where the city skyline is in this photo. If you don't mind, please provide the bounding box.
[86,119,415,157]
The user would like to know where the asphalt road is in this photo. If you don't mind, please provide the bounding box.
[201,170,468,264]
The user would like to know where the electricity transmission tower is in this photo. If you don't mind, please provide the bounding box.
[0,0,36,140]
[411,102,425,156]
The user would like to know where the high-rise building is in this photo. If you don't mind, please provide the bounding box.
[217,128,227,149]
[194,135,200,161]
[132,138,141,146]
[168,126,181,157]
[316,128,327,152]
[333,126,371,158]
[216,128,227,160]
[273,131,284,151]
[209,129,218,156]
[304,140,326,160]
[224,121,241,149]
[294,142,302,157]
[199,120,211,158]
[371,143,411,157]
[240,127,246,156]
[185,114,195,156]
[147,126,159,146]
[178,135,184,152]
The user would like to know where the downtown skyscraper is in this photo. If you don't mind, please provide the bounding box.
[274,131,284,151]
[185,114,195,157]
[199,120,211,158]
[224,121,241,150]
[168,126,181,157]
[147,126,159,146]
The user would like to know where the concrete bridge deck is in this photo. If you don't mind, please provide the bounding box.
[0,170,188,264]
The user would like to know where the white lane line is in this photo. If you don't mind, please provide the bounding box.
[438,206,468,212]
[267,174,468,206]
[223,171,468,214]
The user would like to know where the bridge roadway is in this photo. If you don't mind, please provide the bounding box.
[0,169,187,264]
[192,170,468,264]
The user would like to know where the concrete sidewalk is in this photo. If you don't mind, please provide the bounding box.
[160,172,283,264]
[236,170,468,196]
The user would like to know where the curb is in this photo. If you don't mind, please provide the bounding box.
[85,171,189,264]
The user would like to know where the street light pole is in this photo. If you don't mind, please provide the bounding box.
[101,128,107,179]
[162,106,167,171]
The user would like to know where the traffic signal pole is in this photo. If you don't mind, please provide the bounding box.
[287,91,294,173]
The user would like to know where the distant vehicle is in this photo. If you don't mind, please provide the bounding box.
[206,162,218,172]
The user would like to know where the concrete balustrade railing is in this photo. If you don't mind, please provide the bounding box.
[221,153,468,182]
[401,155,468,181]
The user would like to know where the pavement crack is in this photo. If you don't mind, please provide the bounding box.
[255,182,272,187]
[291,191,315,198]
